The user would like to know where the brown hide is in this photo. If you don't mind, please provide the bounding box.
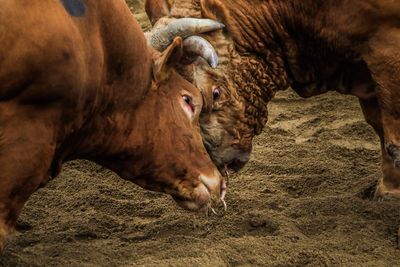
[148,0,400,198]
[0,0,224,250]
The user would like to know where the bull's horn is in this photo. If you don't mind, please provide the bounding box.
[183,36,218,68]
[147,18,224,51]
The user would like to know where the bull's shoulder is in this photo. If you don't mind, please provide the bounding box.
[0,1,98,104]
[0,0,152,108]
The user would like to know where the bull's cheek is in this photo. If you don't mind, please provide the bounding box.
[128,177,166,193]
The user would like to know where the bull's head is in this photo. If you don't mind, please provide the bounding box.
[103,36,226,212]
[144,0,275,174]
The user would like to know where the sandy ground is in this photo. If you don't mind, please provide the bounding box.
[1,1,400,266]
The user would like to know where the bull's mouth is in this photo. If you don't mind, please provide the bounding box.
[171,177,227,214]
[228,159,247,172]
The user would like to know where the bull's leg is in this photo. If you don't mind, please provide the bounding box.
[0,111,55,251]
[0,221,9,252]
[0,153,53,252]
[359,98,400,199]
[377,152,400,199]
[362,29,400,198]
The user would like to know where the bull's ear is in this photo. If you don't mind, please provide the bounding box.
[200,0,247,52]
[152,36,183,83]
[200,0,227,23]
[145,0,172,25]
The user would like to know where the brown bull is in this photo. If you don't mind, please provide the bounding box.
[146,0,400,198]
[0,0,226,250]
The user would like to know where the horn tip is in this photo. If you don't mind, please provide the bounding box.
[209,57,218,68]
[207,19,225,29]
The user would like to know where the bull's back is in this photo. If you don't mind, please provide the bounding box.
[0,0,151,110]
[322,0,400,43]
[0,0,93,105]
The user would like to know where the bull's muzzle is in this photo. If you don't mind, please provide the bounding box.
[173,171,226,213]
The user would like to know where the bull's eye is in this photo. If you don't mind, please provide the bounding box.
[183,95,191,105]
[212,87,221,101]
[182,94,195,113]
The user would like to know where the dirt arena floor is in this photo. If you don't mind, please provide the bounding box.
[1,1,400,266]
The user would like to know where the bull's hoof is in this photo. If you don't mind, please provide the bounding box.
[0,224,11,253]
[398,226,400,249]
[373,178,400,201]
[0,234,7,254]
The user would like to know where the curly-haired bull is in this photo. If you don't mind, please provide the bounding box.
[145,0,400,199]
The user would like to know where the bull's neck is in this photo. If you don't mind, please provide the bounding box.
[228,0,362,98]
[222,0,295,88]
[56,72,154,168]
[223,0,329,93]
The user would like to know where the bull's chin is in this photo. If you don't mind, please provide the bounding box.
[219,159,248,175]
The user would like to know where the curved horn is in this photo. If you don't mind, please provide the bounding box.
[183,36,219,68]
[147,18,224,51]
